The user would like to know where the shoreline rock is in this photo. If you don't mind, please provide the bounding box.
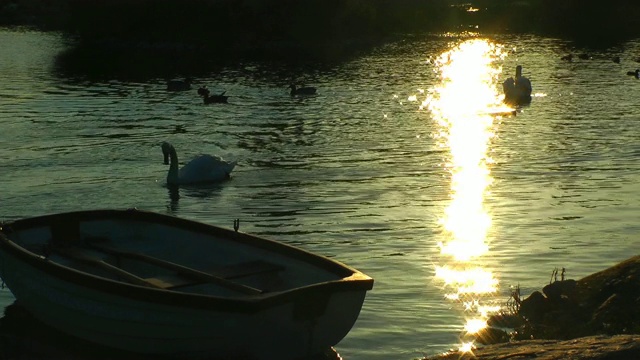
[425,255,640,360]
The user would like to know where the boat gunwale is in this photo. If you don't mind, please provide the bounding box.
[0,209,374,313]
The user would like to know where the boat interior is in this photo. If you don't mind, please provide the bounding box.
[7,216,347,297]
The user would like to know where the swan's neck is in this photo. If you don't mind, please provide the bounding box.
[167,147,180,184]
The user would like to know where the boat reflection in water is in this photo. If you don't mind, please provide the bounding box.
[421,39,510,353]
[0,301,342,360]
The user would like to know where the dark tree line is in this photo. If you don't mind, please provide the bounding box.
[2,0,639,60]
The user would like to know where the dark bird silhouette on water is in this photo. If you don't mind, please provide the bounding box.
[198,86,228,104]
[627,69,639,79]
[502,65,532,106]
[289,84,317,96]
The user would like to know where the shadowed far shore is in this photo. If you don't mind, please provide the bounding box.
[1,0,640,64]
[425,255,640,360]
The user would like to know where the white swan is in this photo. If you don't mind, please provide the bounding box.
[161,142,237,185]
[502,65,532,106]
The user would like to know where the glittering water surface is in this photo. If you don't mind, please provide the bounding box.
[1,29,640,360]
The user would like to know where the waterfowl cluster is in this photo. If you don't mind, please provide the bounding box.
[160,79,318,185]
[509,53,639,106]
[166,78,318,105]
[560,53,640,79]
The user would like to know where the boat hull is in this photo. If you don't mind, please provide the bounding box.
[0,209,373,359]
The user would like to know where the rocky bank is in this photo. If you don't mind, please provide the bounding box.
[424,255,640,360]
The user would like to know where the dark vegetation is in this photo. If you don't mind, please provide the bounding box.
[2,0,640,63]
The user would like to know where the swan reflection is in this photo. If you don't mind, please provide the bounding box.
[423,38,506,350]
[165,183,226,213]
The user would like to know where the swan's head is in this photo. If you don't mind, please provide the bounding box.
[161,142,174,165]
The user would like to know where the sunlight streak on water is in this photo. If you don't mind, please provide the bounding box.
[435,266,498,295]
[423,39,507,346]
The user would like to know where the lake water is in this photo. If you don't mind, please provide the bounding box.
[1,28,640,360]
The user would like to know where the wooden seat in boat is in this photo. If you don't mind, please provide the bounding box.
[82,241,283,292]
[144,260,285,290]
[50,238,274,294]
[51,246,164,289]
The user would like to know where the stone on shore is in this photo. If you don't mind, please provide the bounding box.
[424,255,640,360]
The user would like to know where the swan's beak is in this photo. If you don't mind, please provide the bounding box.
[163,152,169,165]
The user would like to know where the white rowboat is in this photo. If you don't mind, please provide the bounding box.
[0,209,373,359]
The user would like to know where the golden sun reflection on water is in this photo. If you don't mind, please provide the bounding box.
[421,39,510,348]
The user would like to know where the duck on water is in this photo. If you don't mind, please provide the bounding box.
[198,86,229,104]
[289,84,316,96]
[502,65,532,106]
